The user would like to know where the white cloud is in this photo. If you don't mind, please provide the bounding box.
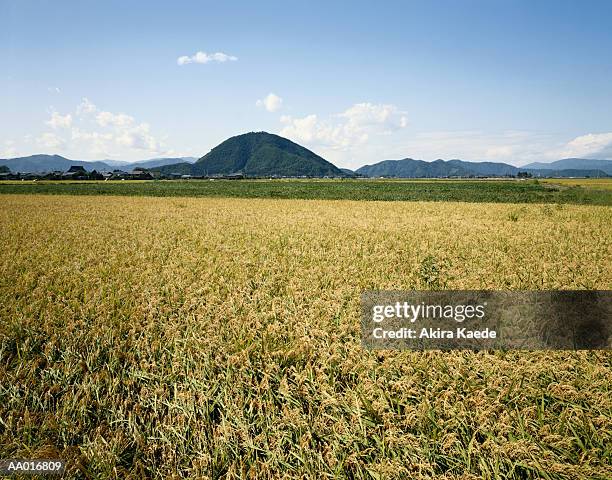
[70,128,114,156]
[280,114,358,148]
[485,145,514,158]
[279,102,408,151]
[37,132,65,149]
[177,51,238,66]
[96,111,135,128]
[2,148,17,158]
[394,130,612,166]
[339,103,408,131]
[45,110,72,129]
[1,140,17,158]
[256,93,283,112]
[69,98,165,155]
[115,123,161,151]
[559,132,612,158]
[70,128,113,142]
[76,97,97,115]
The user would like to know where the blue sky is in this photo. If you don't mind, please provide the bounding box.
[2,0,612,168]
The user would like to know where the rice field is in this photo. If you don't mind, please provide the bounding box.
[541,178,612,190]
[1,194,611,479]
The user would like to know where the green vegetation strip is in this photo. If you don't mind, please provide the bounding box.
[0,179,611,205]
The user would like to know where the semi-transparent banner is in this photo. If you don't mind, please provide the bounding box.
[361,291,611,350]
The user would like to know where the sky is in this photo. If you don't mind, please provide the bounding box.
[2,0,612,168]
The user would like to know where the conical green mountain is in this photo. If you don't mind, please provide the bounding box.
[191,132,344,177]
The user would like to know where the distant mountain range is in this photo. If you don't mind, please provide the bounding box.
[154,132,344,177]
[522,158,612,175]
[356,158,611,178]
[1,134,610,178]
[122,157,197,170]
[0,155,197,173]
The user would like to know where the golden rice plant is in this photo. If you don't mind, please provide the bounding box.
[0,194,610,479]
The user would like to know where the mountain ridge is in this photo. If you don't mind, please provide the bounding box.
[356,158,610,178]
[155,132,345,177]
[522,158,612,175]
[2,141,611,178]
[194,132,344,177]
[0,155,197,173]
